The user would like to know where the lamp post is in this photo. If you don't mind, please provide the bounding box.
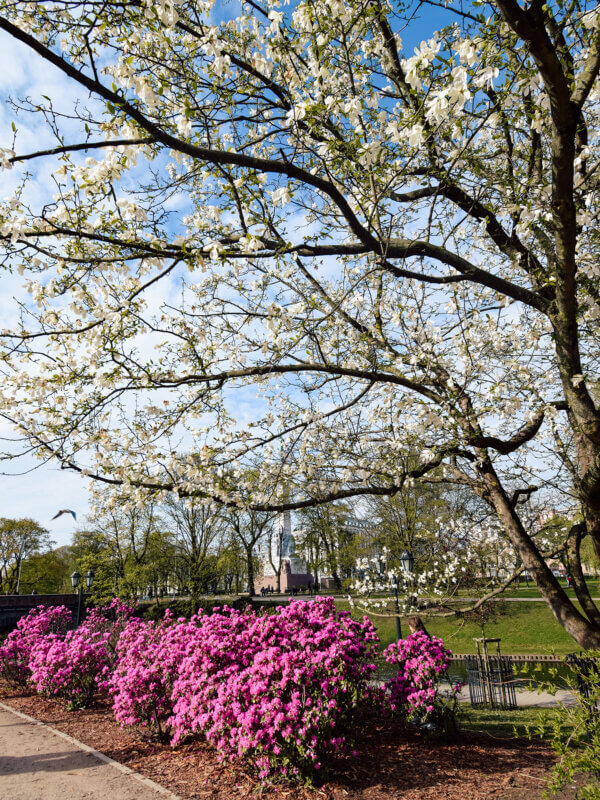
[71,569,94,627]
[391,551,414,642]
[400,550,415,576]
[392,573,402,641]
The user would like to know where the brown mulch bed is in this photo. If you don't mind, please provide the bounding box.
[0,682,574,800]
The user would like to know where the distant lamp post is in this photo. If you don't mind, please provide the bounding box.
[390,551,414,642]
[400,550,414,575]
[392,574,402,642]
[71,569,94,627]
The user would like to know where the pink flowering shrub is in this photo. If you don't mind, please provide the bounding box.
[0,605,72,686]
[80,599,134,665]
[29,599,133,708]
[168,597,379,779]
[3,598,464,779]
[109,611,183,739]
[383,631,451,712]
[383,631,461,734]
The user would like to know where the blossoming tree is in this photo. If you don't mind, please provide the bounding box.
[1,0,600,646]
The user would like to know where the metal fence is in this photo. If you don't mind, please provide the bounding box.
[465,654,517,709]
[565,653,600,707]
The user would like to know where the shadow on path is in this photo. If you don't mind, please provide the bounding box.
[0,748,97,776]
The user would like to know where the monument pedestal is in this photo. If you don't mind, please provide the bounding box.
[256,559,314,593]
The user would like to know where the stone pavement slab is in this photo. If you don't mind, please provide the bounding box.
[444,683,577,707]
[0,705,178,800]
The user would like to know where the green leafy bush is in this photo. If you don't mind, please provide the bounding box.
[534,653,600,799]
[136,596,250,621]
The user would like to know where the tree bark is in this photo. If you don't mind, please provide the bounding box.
[245,545,255,597]
[480,458,600,649]
[564,522,600,629]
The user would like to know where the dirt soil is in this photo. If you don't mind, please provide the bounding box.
[0,683,577,800]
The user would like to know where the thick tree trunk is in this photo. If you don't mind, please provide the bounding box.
[581,480,600,558]
[565,523,600,629]
[480,459,600,649]
[245,545,255,597]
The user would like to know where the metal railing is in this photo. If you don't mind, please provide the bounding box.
[465,654,517,709]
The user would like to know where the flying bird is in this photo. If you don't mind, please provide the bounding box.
[51,509,77,521]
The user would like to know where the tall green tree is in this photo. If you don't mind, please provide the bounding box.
[228,508,273,597]
[0,518,53,594]
[70,523,176,601]
[216,534,247,595]
[70,528,119,602]
[87,498,164,596]
[296,503,358,589]
[18,546,72,594]
[164,497,227,602]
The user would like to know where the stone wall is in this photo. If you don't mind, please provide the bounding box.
[0,594,83,633]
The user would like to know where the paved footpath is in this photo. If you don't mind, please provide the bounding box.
[0,705,178,800]
[445,684,577,707]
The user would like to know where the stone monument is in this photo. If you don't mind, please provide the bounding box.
[256,510,313,593]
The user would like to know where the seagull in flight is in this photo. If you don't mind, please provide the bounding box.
[51,509,77,521]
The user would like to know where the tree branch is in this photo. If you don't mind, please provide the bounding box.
[383,238,548,311]
[1,414,452,512]
[9,138,155,165]
[0,16,378,253]
[468,409,546,455]
[571,30,600,108]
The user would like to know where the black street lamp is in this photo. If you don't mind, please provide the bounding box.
[392,574,402,642]
[400,550,414,575]
[391,551,414,642]
[71,569,94,627]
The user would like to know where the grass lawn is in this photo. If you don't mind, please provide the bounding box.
[342,600,582,655]
[457,705,561,739]
[251,594,587,655]
[458,578,600,599]
[492,584,599,599]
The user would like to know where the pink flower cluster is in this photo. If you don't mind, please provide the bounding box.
[110,598,379,777]
[29,600,130,708]
[382,631,453,715]
[168,598,379,778]
[109,610,182,739]
[1,600,132,708]
[0,605,72,686]
[1,599,458,779]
